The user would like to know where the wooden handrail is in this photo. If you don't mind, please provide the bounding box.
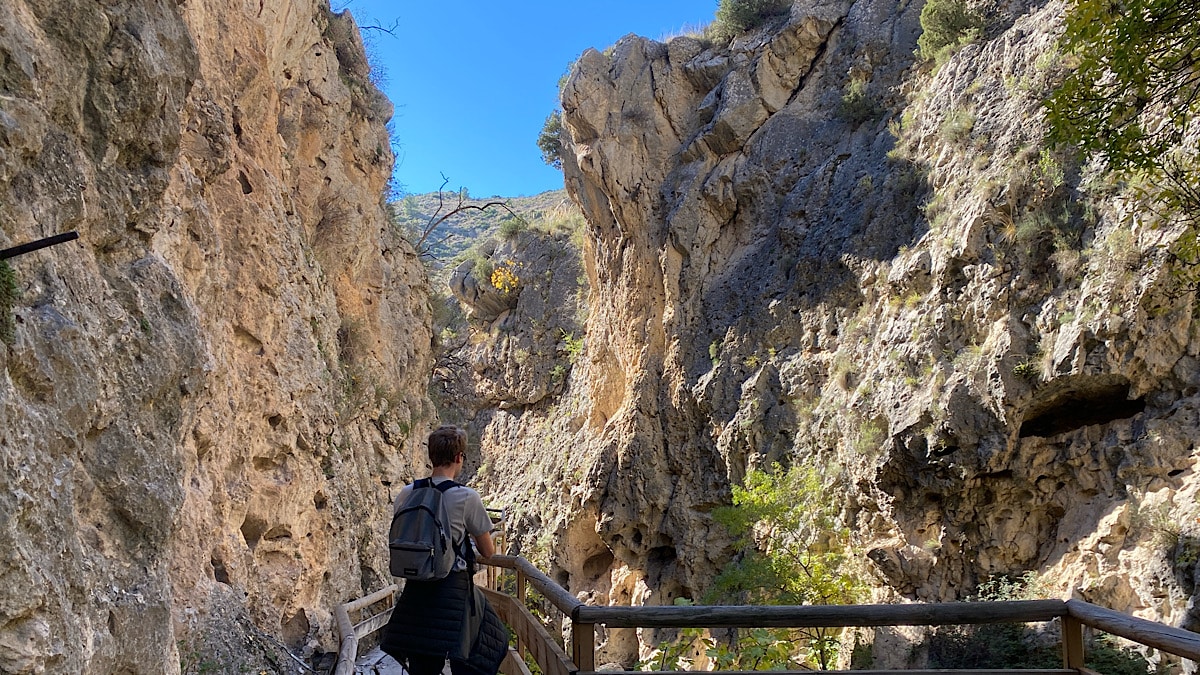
[1067,599,1200,660]
[334,555,1200,673]
[333,584,397,675]
[573,599,1069,628]
[483,555,583,616]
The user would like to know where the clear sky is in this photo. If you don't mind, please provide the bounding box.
[335,1,716,198]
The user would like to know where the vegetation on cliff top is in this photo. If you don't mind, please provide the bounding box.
[1045,0,1200,285]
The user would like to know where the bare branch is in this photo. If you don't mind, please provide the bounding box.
[359,19,400,36]
[412,173,532,255]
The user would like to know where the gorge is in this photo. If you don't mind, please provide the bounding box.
[1,0,1198,672]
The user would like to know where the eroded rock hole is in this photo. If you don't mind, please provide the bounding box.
[237,170,253,194]
[241,515,267,549]
[211,555,231,584]
[583,550,615,581]
[1019,378,1145,438]
[282,610,310,647]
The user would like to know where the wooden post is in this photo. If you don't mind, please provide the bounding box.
[515,569,527,658]
[1062,614,1085,670]
[572,621,595,673]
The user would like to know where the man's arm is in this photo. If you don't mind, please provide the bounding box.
[473,530,496,559]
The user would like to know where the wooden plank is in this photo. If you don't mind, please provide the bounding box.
[1061,614,1084,669]
[481,586,577,675]
[574,599,1068,629]
[501,647,533,675]
[1067,599,1200,660]
[353,607,394,639]
[573,671,1076,675]
[334,601,358,675]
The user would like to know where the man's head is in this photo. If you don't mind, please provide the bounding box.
[428,425,467,468]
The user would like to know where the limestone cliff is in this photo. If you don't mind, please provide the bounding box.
[0,1,432,672]
[464,0,1200,667]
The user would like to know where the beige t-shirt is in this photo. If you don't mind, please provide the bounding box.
[393,477,491,571]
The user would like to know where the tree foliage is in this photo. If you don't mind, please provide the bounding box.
[1045,0,1200,176]
[705,464,865,670]
[0,260,18,345]
[537,110,565,170]
[1044,0,1200,284]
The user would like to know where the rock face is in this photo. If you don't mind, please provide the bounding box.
[0,1,432,672]
[465,0,1200,667]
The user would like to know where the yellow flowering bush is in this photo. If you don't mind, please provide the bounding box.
[490,260,521,294]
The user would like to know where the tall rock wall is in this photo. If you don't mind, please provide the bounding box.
[468,0,1200,666]
[0,1,432,671]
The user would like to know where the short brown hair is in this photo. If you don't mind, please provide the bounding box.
[428,426,467,467]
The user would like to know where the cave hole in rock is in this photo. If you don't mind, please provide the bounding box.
[237,170,253,194]
[583,550,615,582]
[1019,377,1145,438]
[268,414,283,428]
[282,610,310,647]
[211,555,231,584]
[241,514,268,550]
[932,444,958,457]
[646,546,678,585]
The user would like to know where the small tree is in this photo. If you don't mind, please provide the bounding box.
[707,463,865,670]
[537,110,565,170]
[401,174,527,256]
[1045,0,1200,287]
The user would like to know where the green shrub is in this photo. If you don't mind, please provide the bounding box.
[498,217,526,241]
[916,0,985,63]
[707,0,791,44]
[927,627,1162,673]
[537,111,564,169]
[837,77,881,125]
[466,248,494,283]
[939,108,976,142]
[709,464,865,669]
[0,261,18,345]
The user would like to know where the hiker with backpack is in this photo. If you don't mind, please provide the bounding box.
[381,426,507,675]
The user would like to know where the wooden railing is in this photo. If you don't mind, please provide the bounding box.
[333,583,397,675]
[335,554,1200,674]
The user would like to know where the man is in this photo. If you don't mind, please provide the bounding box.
[381,426,506,675]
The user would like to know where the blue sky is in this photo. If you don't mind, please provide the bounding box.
[336,1,715,198]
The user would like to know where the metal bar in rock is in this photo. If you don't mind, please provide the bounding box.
[0,232,79,260]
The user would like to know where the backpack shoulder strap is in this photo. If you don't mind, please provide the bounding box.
[433,479,459,492]
[412,477,432,490]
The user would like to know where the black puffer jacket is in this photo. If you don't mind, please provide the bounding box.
[381,571,508,675]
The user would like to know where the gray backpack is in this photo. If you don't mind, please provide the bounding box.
[388,478,460,580]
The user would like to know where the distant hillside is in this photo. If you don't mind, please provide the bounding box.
[391,188,576,271]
